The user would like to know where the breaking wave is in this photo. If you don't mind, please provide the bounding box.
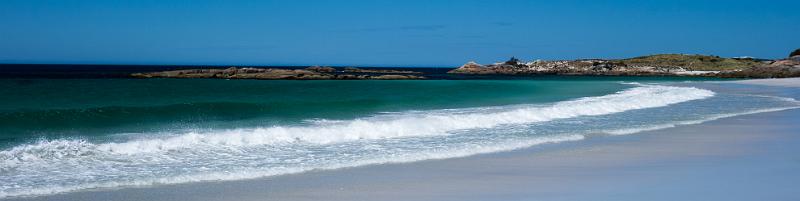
[0,84,718,198]
[4,84,713,157]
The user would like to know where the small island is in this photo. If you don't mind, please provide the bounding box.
[131,66,426,80]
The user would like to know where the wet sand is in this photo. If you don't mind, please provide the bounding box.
[735,77,800,87]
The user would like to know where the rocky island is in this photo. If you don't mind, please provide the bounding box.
[131,66,426,80]
[449,49,800,78]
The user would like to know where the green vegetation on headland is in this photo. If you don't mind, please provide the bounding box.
[619,54,762,71]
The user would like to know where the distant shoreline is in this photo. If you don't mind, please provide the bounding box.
[2,52,798,80]
[0,64,723,80]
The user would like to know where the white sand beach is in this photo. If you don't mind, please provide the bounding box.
[735,77,800,87]
[2,1,798,200]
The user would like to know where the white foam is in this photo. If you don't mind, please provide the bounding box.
[1,84,715,163]
[0,135,584,198]
[82,85,713,155]
[0,84,718,198]
[603,106,800,135]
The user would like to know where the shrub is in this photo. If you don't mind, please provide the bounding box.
[504,57,521,65]
[791,48,800,57]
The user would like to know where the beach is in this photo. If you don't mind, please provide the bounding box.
[4,79,798,201]
[3,1,799,200]
[734,77,800,87]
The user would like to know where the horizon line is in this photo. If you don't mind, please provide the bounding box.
[0,53,787,68]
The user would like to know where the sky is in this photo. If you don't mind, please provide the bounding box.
[0,0,798,67]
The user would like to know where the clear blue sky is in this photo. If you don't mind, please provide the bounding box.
[1,0,798,67]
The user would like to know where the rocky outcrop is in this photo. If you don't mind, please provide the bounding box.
[342,67,422,74]
[131,67,425,80]
[448,61,492,74]
[773,56,800,67]
[305,66,336,73]
[449,54,800,78]
[371,74,425,79]
[718,57,800,78]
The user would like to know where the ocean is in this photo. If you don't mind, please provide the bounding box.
[1,65,799,198]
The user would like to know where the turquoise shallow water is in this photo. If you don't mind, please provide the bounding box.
[1,77,798,198]
[0,78,631,142]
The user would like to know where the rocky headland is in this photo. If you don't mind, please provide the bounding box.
[449,49,800,78]
[717,56,800,78]
[131,67,425,80]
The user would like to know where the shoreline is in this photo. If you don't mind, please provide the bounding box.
[3,63,796,80]
[733,77,800,87]
[6,80,799,201]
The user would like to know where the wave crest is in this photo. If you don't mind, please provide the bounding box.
[3,85,714,158]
